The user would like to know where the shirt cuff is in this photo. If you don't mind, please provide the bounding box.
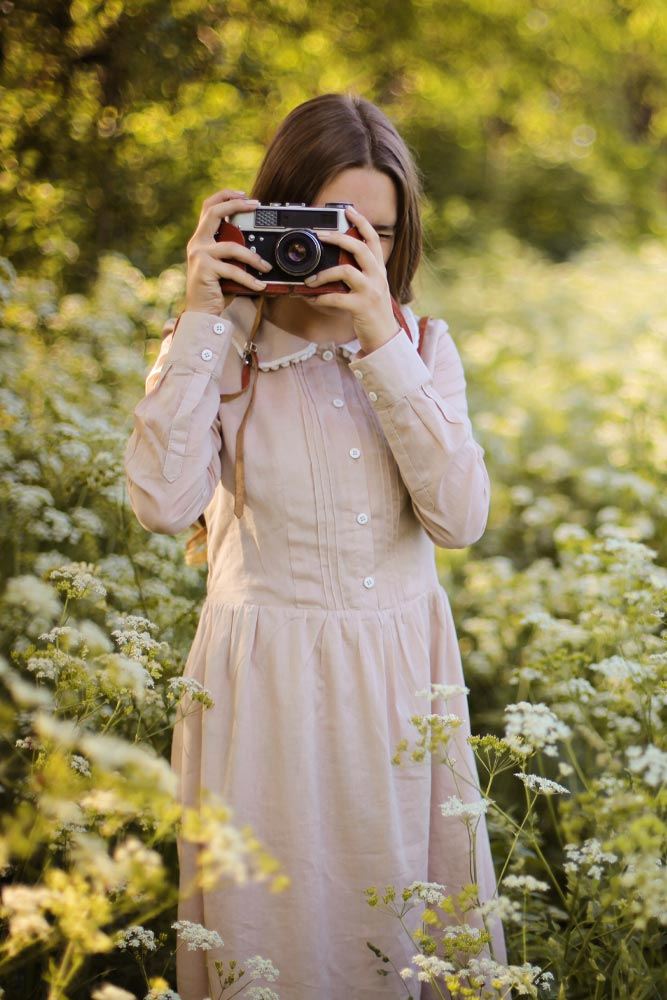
[348,329,431,407]
[164,310,233,379]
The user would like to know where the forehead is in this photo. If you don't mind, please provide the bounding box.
[314,167,397,224]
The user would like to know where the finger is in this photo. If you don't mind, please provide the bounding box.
[313,228,378,273]
[213,259,268,292]
[201,197,260,238]
[210,240,272,272]
[344,205,384,264]
[304,264,365,291]
[308,291,356,311]
[202,188,248,210]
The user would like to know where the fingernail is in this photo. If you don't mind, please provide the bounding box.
[304,275,317,284]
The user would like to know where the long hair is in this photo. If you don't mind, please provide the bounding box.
[185,92,425,565]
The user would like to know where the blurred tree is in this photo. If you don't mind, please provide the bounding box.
[1,0,666,292]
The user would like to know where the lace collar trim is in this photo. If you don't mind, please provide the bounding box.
[222,295,420,372]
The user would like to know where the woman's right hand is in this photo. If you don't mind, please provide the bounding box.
[184,188,273,315]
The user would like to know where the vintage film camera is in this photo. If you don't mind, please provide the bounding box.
[214,201,363,296]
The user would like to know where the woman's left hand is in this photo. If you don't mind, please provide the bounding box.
[303,205,400,354]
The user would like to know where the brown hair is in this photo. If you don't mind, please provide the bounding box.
[249,93,424,303]
[185,92,425,565]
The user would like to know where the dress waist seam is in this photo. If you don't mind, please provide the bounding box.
[202,583,446,614]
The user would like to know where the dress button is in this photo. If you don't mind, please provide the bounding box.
[368,391,378,402]
[349,447,361,459]
[201,348,213,361]
[353,369,364,380]
[363,576,375,589]
[356,512,369,525]
[213,321,225,335]
[322,349,334,361]
[332,398,345,407]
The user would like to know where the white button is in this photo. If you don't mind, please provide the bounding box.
[368,391,378,402]
[322,350,334,361]
[363,576,375,589]
[349,448,361,459]
[353,369,364,380]
[213,321,225,335]
[356,513,369,524]
[201,348,213,361]
[332,398,345,408]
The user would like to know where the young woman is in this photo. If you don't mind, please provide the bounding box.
[124,92,507,1000]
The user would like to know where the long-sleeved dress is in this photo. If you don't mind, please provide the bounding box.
[124,293,507,1000]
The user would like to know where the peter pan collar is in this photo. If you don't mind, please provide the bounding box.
[222,295,421,372]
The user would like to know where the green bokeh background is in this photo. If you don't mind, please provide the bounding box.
[3,0,667,291]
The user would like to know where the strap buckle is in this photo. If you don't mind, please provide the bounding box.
[242,340,258,365]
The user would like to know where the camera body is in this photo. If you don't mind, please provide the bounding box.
[214,201,362,295]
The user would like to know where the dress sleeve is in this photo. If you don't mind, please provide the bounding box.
[347,318,490,549]
[124,310,235,535]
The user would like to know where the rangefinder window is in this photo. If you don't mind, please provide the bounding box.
[255,208,339,229]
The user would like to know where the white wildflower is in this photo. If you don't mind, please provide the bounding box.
[244,955,280,981]
[9,482,54,513]
[412,953,456,981]
[48,561,107,600]
[91,984,137,1000]
[626,744,667,788]
[464,956,551,993]
[77,731,177,795]
[25,656,58,681]
[75,619,114,653]
[479,894,523,924]
[415,683,470,700]
[111,627,161,659]
[563,838,618,878]
[104,653,155,696]
[589,655,649,687]
[501,874,550,893]
[514,772,570,795]
[33,508,73,543]
[553,522,589,543]
[71,506,105,536]
[116,925,157,951]
[406,880,448,906]
[14,736,38,751]
[504,701,572,758]
[80,789,134,815]
[440,796,490,819]
[172,920,223,952]
[167,676,214,706]
[4,575,62,618]
[441,923,483,940]
[0,884,53,941]
[69,754,91,777]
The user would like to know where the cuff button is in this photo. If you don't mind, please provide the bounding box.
[213,321,225,335]
[368,391,378,402]
[201,348,214,361]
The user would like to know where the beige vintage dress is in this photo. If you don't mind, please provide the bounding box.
[124,294,507,1000]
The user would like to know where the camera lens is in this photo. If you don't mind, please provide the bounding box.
[275,229,321,276]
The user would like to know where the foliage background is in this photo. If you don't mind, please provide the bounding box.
[1,1,666,998]
[3,0,667,292]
